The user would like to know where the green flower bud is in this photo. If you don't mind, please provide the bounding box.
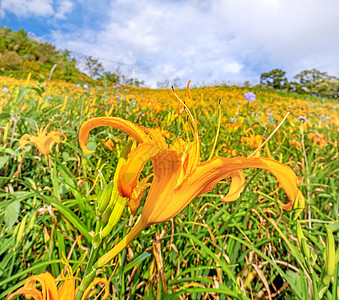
[97,181,114,214]
[92,233,102,249]
[15,215,28,248]
[101,196,126,239]
[296,221,304,247]
[27,212,36,231]
[324,225,335,276]
[321,273,331,286]
[309,249,317,265]
[301,237,310,260]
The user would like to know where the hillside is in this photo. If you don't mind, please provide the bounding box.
[0,27,93,83]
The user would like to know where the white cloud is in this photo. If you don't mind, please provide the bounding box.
[41,0,339,86]
[0,0,74,19]
[0,0,54,18]
[55,0,74,19]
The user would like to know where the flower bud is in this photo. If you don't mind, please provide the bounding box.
[324,225,335,276]
[15,215,28,248]
[97,181,114,215]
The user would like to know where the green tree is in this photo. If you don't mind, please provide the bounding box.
[126,78,144,87]
[291,69,339,99]
[84,56,104,78]
[260,68,288,90]
[294,68,329,84]
[100,68,122,84]
[156,79,170,89]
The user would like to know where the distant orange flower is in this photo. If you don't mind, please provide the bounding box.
[19,123,66,155]
[289,140,301,148]
[101,138,115,151]
[225,122,241,132]
[308,132,328,147]
[7,258,109,300]
[242,134,263,149]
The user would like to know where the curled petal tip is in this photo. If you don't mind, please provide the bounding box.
[83,149,95,155]
[280,202,293,211]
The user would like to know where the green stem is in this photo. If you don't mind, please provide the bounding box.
[94,218,147,269]
[74,241,101,300]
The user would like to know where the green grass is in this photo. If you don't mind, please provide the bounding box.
[0,75,338,299]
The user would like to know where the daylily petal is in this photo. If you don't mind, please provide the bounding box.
[144,127,168,149]
[25,272,59,300]
[48,131,67,144]
[19,134,31,150]
[35,136,56,155]
[79,117,151,154]
[7,288,43,300]
[185,139,200,175]
[129,174,153,214]
[58,258,76,300]
[58,278,76,300]
[118,144,160,199]
[221,170,246,202]
[170,138,198,184]
[142,149,183,224]
[171,156,300,216]
[82,278,109,300]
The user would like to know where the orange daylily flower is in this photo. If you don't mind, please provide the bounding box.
[79,86,303,268]
[101,138,115,151]
[7,258,109,300]
[307,132,328,147]
[19,123,66,155]
[242,134,263,149]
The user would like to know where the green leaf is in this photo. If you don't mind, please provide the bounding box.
[0,112,10,120]
[123,251,152,273]
[0,156,10,169]
[4,200,21,229]
[17,86,31,102]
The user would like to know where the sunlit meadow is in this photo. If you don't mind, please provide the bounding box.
[0,74,338,299]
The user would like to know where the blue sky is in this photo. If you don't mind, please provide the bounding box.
[1,0,339,88]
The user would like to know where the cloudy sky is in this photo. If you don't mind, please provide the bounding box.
[1,0,339,88]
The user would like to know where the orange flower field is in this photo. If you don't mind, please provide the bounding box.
[0,74,338,299]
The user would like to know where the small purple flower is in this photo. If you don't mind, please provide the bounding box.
[83,84,89,89]
[2,87,8,93]
[244,92,256,102]
[298,116,308,122]
[76,84,80,88]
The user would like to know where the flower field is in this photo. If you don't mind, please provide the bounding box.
[0,74,338,299]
